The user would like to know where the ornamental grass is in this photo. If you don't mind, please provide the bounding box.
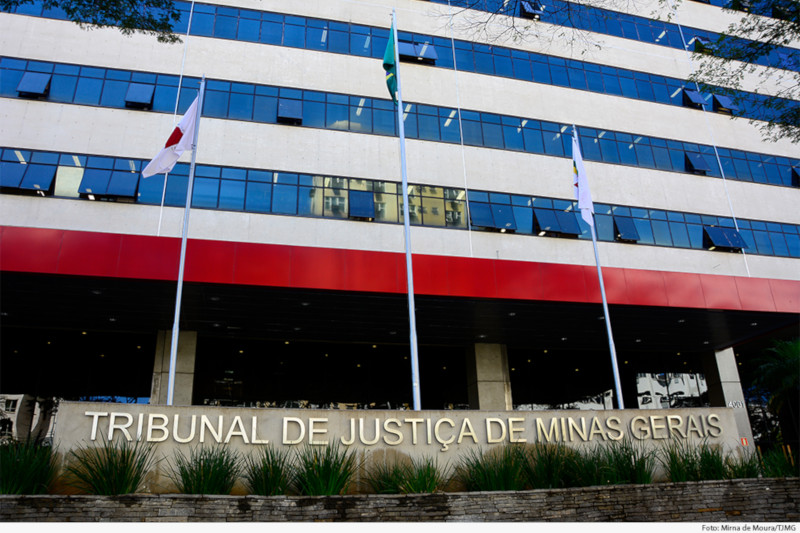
[292,442,359,495]
[366,456,447,494]
[168,445,243,495]
[65,437,156,495]
[0,440,58,494]
[243,445,294,496]
[453,445,527,492]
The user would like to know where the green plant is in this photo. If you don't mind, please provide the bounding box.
[564,445,608,487]
[169,446,242,495]
[400,456,447,493]
[0,440,58,494]
[697,442,727,480]
[725,450,761,479]
[660,441,701,482]
[520,442,574,489]
[453,445,526,492]
[760,447,798,478]
[366,456,447,494]
[243,445,294,496]
[596,439,656,485]
[65,437,156,495]
[293,443,359,496]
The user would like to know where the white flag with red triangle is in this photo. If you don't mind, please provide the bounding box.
[572,125,595,227]
[142,95,200,178]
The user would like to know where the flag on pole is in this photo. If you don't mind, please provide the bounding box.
[383,24,398,105]
[571,126,594,227]
[142,95,200,177]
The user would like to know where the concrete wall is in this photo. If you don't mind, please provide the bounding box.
[1,478,797,522]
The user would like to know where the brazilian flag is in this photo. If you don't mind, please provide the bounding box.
[383,23,398,105]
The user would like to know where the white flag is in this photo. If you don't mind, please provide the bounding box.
[572,126,594,227]
[142,95,200,178]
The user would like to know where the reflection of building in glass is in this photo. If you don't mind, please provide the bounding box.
[636,373,709,409]
[0,0,797,437]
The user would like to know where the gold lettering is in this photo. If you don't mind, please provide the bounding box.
[667,415,686,439]
[567,417,588,442]
[85,411,108,441]
[457,418,478,444]
[536,418,559,442]
[224,416,249,444]
[649,416,668,440]
[606,417,624,441]
[560,418,567,440]
[283,417,305,445]
[359,418,381,446]
[686,415,704,438]
[383,419,403,446]
[486,418,507,443]
[630,416,650,440]
[147,414,169,443]
[136,413,145,441]
[174,414,197,443]
[434,418,456,451]
[406,418,424,445]
[426,419,433,445]
[200,415,223,444]
[108,412,134,441]
[308,418,328,446]
[251,416,268,444]
[706,414,723,438]
[508,417,526,443]
[589,417,607,441]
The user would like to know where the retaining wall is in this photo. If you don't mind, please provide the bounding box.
[1,478,798,522]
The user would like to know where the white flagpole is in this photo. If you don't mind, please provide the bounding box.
[392,10,422,411]
[166,77,205,406]
[158,1,196,237]
[573,126,625,410]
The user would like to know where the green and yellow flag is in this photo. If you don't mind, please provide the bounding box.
[383,23,398,105]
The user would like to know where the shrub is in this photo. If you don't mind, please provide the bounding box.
[65,437,156,495]
[760,447,798,478]
[366,456,447,494]
[697,442,727,480]
[520,442,574,489]
[0,440,58,494]
[293,443,359,495]
[564,445,608,487]
[725,449,761,479]
[660,441,701,482]
[600,438,656,485]
[453,445,526,492]
[243,445,294,496]
[169,446,242,495]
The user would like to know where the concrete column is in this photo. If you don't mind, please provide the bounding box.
[702,347,754,446]
[150,330,197,406]
[467,343,513,410]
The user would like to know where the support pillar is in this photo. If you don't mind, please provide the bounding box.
[703,347,754,445]
[150,330,197,406]
[467,343,513,410]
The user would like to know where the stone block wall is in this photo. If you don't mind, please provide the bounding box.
[1,478,797,522]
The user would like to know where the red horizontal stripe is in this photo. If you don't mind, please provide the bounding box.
[1,226,798,313]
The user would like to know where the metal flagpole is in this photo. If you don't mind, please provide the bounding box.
[588,219,625,409]
[391,10,422,411]
[158,0,196,237]
[573,125,624,409]
[166,77,206,406]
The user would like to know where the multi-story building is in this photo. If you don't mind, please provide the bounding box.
[1,0,797,443]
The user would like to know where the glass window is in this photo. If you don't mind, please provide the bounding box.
[272,184,298,214]
[73,77,104,105]
[245,182,272,213]
[219,180,246,211]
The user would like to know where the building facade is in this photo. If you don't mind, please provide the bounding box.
[1,0,798,443]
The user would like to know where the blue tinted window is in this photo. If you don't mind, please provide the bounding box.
[0,162,26,188]
[272,184,297,214]
[245,182,271,212]
[73,77,103,105]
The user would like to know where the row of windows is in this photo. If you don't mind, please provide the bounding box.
[431,0,798,70]
[4,0,796,125]
[2,57,798,189]
[688,0,795,21]
[2,147,799,258]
